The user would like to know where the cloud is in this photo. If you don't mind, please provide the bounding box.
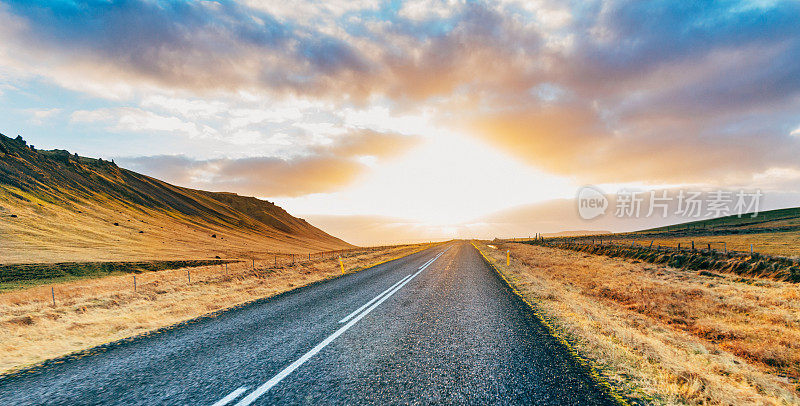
[2,0,800,191]
[71,107,218,138]
[121,154,363,197]
[466,100,800,185]
[0,0,371,98]
[457,0,800,186]
[314,129,420,159]
[25,108,62,125]
[0,0,546,102]
[117,129,418,197]
[398,0,460,22]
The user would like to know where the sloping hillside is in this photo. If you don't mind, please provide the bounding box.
[0,134,352,263]
[535,206,800,258]
[640,207,800,234]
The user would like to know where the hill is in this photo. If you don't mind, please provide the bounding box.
[0,134,352,263]
[638,207,800,234]
[534,206,800,257]
[541,230,611,238]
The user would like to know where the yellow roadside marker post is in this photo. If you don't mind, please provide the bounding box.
[339,256,344,274]
[506,250,510,266]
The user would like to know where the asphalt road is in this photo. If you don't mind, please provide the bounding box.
[0,242,617,405]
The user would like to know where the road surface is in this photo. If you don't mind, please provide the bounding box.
[0,242,617,405]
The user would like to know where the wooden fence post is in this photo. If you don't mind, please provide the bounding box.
[51,286,56,306]
[134,275,137,292]
[187,270,191,283]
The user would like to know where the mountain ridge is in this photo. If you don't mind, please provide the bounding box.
[0,133,352,263]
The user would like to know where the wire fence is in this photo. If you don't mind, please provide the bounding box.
[1,244,423,308]
[500,236,800,262]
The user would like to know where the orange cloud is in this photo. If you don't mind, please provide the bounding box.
[118,129,418,197]
[466,101,800,185]
[316,129,420,158]
[211,156,364,196]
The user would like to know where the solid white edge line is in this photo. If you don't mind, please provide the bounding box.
[338,274,411,324]
[234,248,450,406]
[211,386,249,406]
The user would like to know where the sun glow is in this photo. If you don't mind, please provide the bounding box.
[274,127,576,225]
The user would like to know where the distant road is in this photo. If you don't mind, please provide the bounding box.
[0,242,617,405]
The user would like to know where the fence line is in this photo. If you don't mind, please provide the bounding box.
[4,244,428,308]
[504,237,799,263]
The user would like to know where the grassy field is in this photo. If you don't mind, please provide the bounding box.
[540,207,800,258]
[475,241,800,405]
[643,207,800,233]
[0,260,239,292]
[622,231,800,257]
[0,243,433,375]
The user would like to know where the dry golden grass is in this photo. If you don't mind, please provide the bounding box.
[619,231,800,257]
[0,185,351,264]
[0,243,431,375]
[476,241,800,405]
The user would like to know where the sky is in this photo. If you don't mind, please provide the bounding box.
[1,0,800,243]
